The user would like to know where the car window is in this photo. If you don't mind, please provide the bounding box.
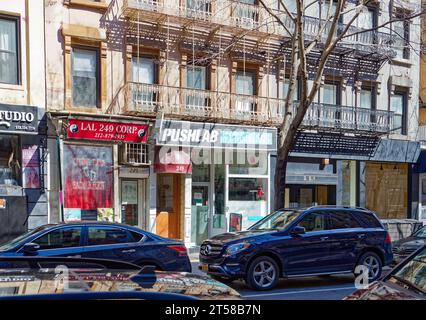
[328,212,361,230]
[355,212,382,228]
[414,227,426,238]
[297,213,327,232]
[129,231,144,242]
[87,227,131,246]
[33,227,82,250]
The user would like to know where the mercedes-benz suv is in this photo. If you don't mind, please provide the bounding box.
[199,206,393,291]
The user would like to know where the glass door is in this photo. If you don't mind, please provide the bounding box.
[121,179,146,228]
[191,183,210,246]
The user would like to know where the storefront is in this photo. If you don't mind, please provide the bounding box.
[0,104,45,243]
[155,119,277,247]
[60,117,151,228]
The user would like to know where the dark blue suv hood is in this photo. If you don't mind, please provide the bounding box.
[208,229,274,244]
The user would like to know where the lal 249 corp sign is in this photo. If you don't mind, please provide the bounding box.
[0,104,38,134]
[67,119,149,143]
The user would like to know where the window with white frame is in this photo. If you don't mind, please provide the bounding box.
[0,16,19,85]
[72,48,99,108]
[390,92,407,135]
[392,18,410,59]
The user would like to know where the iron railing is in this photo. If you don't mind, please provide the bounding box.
[123,82,393,134]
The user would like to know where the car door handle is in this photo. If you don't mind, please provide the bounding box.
[320,237,329,241]
[121,249,136,253]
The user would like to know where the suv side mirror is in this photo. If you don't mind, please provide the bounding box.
[22,243,40,255]
[290,226,306,236]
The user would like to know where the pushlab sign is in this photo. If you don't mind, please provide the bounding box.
[157,120,277,151]
[67,119,149,143]
[0,104,38,134]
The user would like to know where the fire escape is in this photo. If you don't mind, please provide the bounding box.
[104,0,396,157]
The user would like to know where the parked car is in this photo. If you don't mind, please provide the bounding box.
[0,222,191,272]
[392,225,426,265]
[345,245,426,300]
[199,206,393,291]
[0,257,240,300]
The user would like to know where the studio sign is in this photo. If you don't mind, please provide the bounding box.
[0,104,38,134]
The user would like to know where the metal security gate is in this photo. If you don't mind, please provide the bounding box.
[0,196,28,245]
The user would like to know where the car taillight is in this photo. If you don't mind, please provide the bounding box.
[384,232,392,245]
[168,245,188,257]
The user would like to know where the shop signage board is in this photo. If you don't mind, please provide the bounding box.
[67,119,149,143]
[0,104,38,135]
[156,120,277,151]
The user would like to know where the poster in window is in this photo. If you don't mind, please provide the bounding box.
[229,213,243,232]
[121,181,138,205]
[63,144,113,211]
[22,145,40,189]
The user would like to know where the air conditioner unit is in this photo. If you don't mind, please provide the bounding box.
[119,143,150,166]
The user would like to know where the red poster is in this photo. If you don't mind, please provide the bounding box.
[67,119,149,143]
[63,144,113,210]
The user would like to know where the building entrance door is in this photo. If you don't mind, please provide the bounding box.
[120,179,146,229]
[191,182,210,246]
[156,174,183,239]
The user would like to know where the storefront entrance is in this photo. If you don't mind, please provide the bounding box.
[156,174,184,240]
[120,179,146,228]
[285,185,336,208]
[191,182,210,245]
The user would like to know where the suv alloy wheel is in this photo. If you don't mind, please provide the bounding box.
[245,256,279,291]
[354,252,383,282]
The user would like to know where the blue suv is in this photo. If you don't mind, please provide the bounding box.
[199,206,393,291]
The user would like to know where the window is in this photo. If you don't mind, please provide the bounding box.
[130,231,145,242]
[297,212,327,232]
[33,228,82,250]
[360,87,376,110]
[228,178,267,201]
[393,18,410,59]
[323,81,340,105]
[357,7,377,44]
[72,48,98,108]
[327,212,361,230]
[414,227,426,238]
[132,56,156,106]
[186,0,211,15]
[355,212,382,228]
[236,70,256,113]
[391,92,407,135]
[0,135,20,186]
[0,16,19,85]
[280,78,299,101]
[87,227,131,246]
[186,64,208,108]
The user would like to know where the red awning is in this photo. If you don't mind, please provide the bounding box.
[154,148,192,174]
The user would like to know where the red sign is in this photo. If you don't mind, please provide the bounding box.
[154,147,192,174]
[67,119,149,143]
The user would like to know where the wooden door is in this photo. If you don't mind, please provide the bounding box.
[156,174,182,239]
[316,186,328,205]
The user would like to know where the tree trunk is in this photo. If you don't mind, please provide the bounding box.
[274,147,288,211]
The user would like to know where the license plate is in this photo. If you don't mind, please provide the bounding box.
[201,263,209,272]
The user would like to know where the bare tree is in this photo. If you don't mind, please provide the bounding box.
[255,0,424,210]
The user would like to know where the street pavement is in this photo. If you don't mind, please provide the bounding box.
[191,260,387,300]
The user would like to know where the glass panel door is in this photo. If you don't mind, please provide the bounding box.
[191,183,210,245]
[132,57,156,106]
[121,180,138,226]
[236,70,256,115]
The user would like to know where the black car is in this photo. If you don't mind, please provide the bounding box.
[392,225,426,264]
[200,206,393,291]
[0,257,240,300]
[346,245,426,300]
[0,222,191,272]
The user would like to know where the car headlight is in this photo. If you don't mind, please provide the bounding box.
[225,243,252,255]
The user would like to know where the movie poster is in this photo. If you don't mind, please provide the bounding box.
[22,145,40,189]
[63,145,113,214]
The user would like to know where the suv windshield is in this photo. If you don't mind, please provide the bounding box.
[389,247,426,295]
[249,210,302,231]
[0,225,51,251]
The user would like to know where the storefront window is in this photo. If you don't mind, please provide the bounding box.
[0,135,20,186]
[63,144,114,221]
[228,152,268,175]
[192,164,210,182]
[229,178,267,201]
